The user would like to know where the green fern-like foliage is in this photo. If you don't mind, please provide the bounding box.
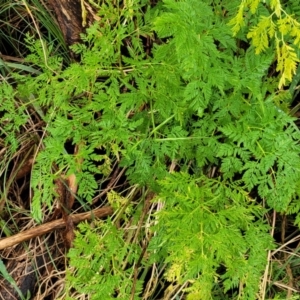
[229,0,300,88]
[2,0,300,299]
[67,219,144,299]
[149,173,273,299]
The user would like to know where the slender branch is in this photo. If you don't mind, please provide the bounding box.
[0,206,113,250]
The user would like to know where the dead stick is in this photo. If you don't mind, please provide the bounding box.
[0,206,113,250]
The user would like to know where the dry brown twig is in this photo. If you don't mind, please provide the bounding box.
[0,206,113,250]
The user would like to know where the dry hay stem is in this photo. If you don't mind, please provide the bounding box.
[0,230,64,300]
[33,268,66,299]
[261,212,300,298]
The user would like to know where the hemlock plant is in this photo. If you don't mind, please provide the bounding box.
[1,0,300,299]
